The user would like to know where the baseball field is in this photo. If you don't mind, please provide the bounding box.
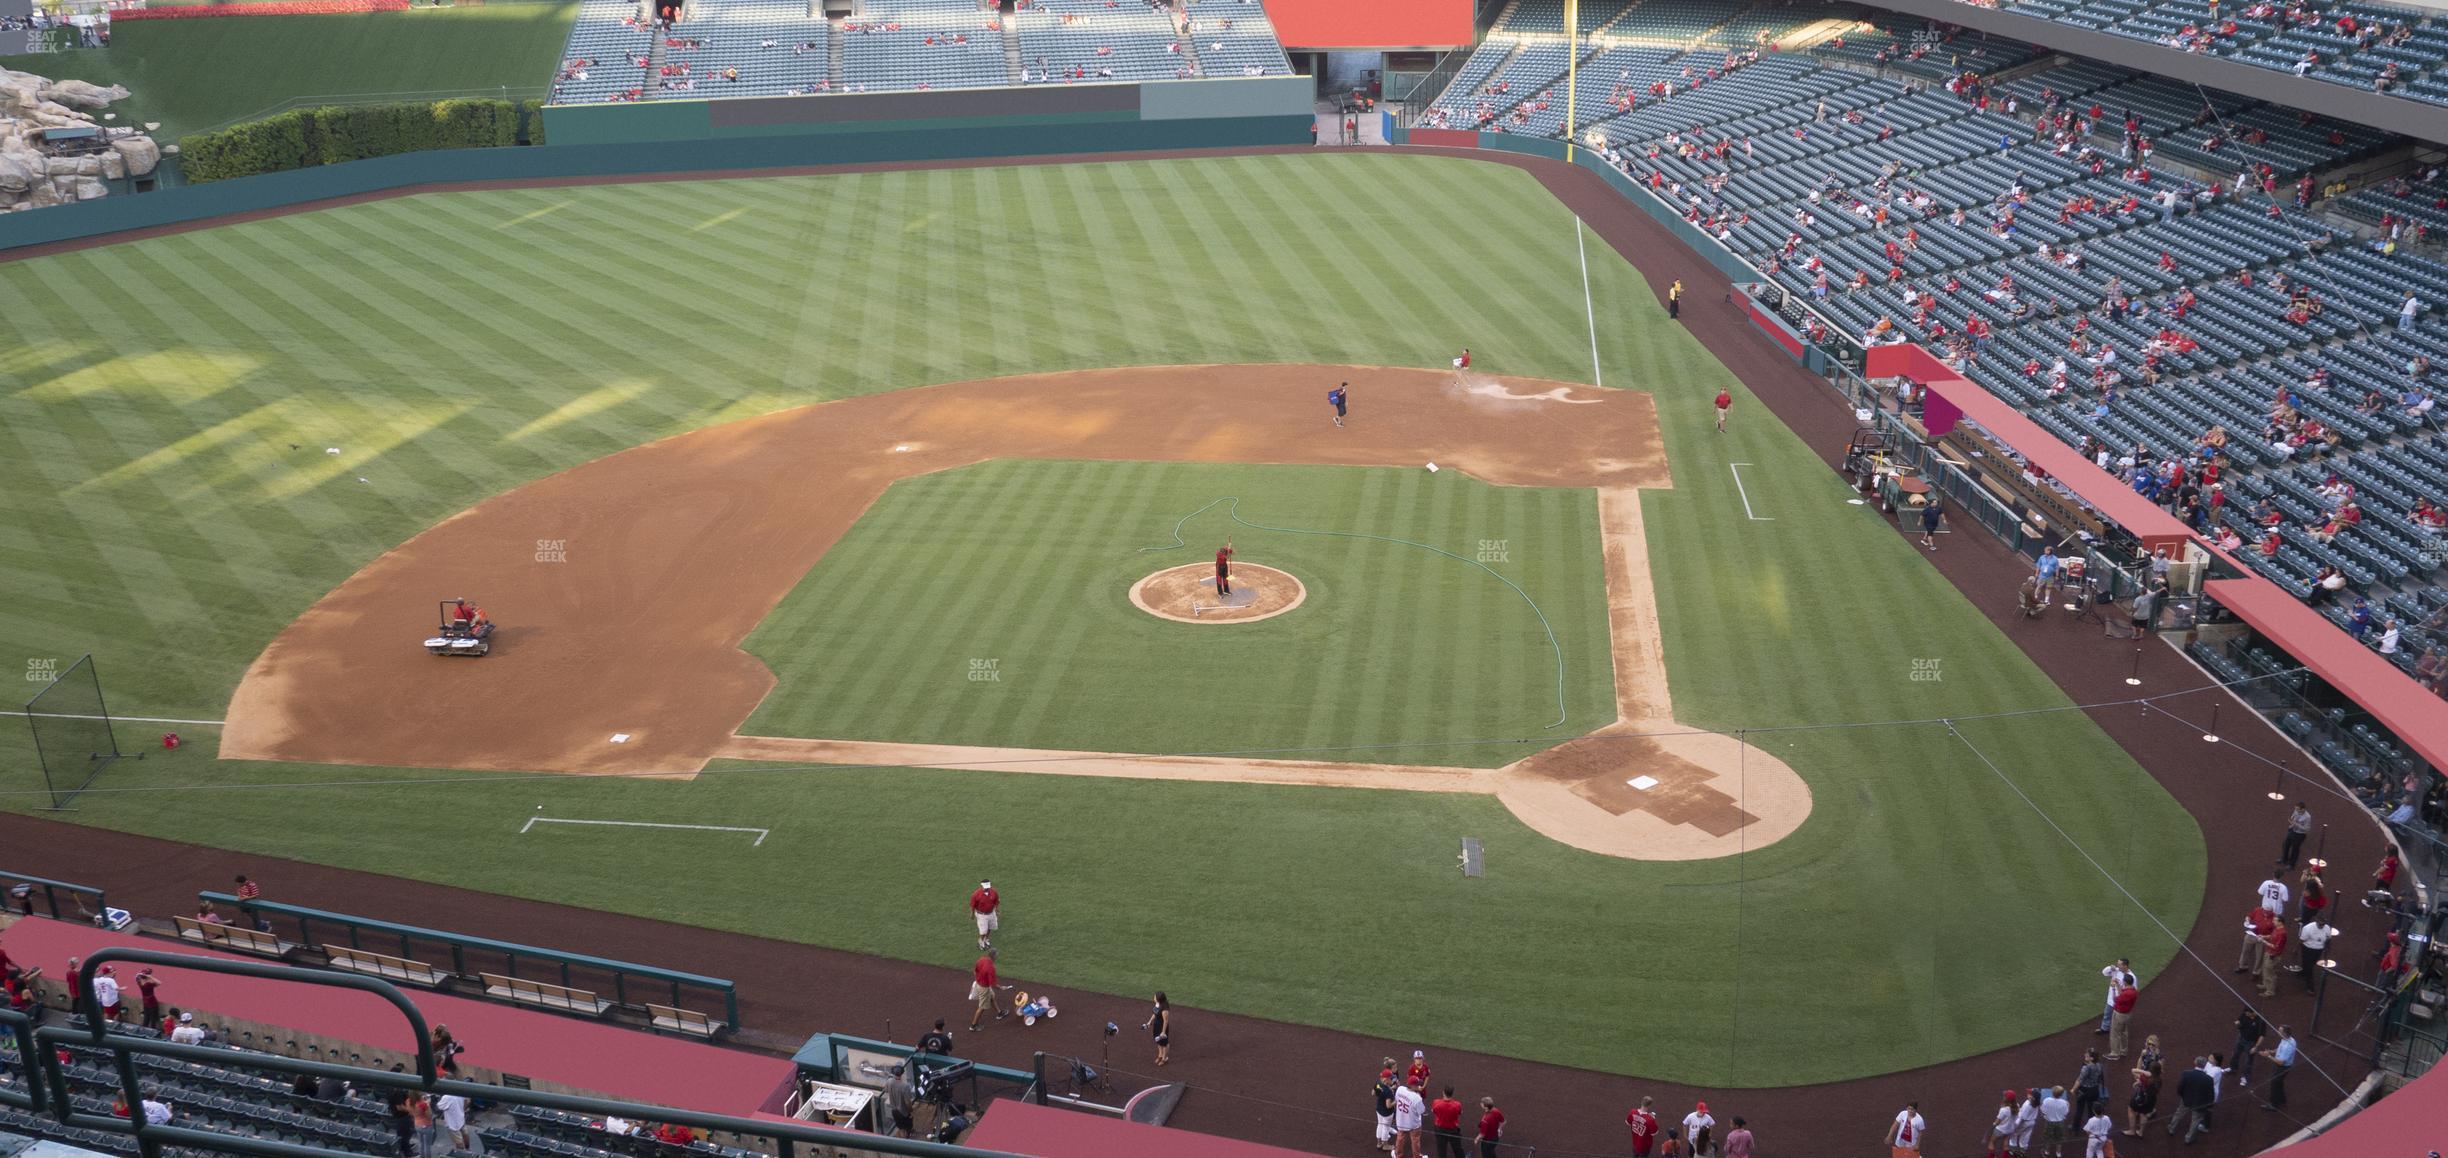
[0,151,2204,1086]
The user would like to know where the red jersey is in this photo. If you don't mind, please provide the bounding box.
[969,887,998,916]
[1215,548,1231,569]
[1714,391,1732,409]
[1477,1108,1505,1141]
[1430,1097,1462,1131]
[2112,985,2137,1014]
[236,880,262,902]
[1457,351,1471,369]
[973,956,997,987]
[1405,1061,1430,1089]
[1629,1108,1659,1155]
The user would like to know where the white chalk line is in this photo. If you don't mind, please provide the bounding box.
[24,712,225,727]
[518,816,769,846]
[1728,463,1773,521]
[1574,215,1604,388]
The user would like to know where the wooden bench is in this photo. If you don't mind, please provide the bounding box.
[173,916,290,957]
[645,1002,723,1038]
[478,972,611,1016]
[323,945,448,988]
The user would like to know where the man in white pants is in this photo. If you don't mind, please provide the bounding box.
[436,1092,485,1157]
[968,880,1000,949]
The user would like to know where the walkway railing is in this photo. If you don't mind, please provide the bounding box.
[0,870,108,925]
[15,946,1011,1158]
[196,892,738,1030]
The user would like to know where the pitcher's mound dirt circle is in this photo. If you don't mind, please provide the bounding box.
[1130,563,1306,624]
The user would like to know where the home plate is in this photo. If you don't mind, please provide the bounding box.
[1626,775,1660,790]
[610,733,631,744]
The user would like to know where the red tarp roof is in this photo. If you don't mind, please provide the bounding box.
[1260,0,1474,50]
[1863,345,2196,552]
[2254,1063,2448,1155]
[2205,578,2448,771]
[966,1098,1326,1158]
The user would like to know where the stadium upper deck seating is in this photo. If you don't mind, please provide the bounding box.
[552,0,1288,103]
[843,0,1009,91]
[1012,0,1190,84]
[1182,0,1294,78]
[1936,0,2448,104]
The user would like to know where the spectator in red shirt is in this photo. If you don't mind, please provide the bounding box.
[136,969,162,1030]
[967,949,1004,1030]
[1475,1096,1504,1158]
[234,874,272,932]
[968,880,999,949]
[2374,848,2402,895]
[1405,1050,1432,1090]
[1428,1087,1465,1158]
[1628,1095,1660,1156]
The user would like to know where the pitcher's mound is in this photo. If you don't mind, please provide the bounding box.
[1130,563,1306,624]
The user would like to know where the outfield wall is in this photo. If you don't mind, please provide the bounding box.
[0,77,1311,255]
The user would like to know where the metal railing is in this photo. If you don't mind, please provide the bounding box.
[1,870,108,924]
[17,946,1017,1158]
[198,892,738,1029]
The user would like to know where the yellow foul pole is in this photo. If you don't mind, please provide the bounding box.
[1565,0,1580,161]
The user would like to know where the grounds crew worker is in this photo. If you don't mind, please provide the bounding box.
[1668,279,1684,319]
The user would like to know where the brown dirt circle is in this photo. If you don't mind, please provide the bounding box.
[1128,562,1305,623]
[222,363,1810,862]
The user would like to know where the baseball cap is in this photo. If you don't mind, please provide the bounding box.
[1695,1101,1708,1113]
[177,1012,193,1024]
[2003,1089,2017,1099]
[980,880,991,889]
[1412,1050,1424,1059]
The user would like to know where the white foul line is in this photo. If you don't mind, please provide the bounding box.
[25,712,226,726]
[518,816,770,846]
[1728,463,1773,521]
[1574,215,1603,387]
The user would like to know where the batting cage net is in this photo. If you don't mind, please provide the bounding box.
[23,653,120,810]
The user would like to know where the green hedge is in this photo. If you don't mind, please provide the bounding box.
[180,98,546,183]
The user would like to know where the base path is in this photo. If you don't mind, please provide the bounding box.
[223,363,1808,860]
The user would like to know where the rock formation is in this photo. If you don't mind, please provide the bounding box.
[0,66,161,212]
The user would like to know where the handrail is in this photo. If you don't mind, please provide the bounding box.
[0,869,107,923]
[198,891,738,1028]
[49,947,1018,1158]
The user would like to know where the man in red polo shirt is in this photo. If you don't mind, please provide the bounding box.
[1428,1087,1465,1158]
[1627,1095,1660,1156]
[968,880,999,949]
[967,949,1005,1030]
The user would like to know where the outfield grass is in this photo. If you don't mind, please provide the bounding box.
[741,461,1617,765]
[0,153,2205,1084]
[0,2,573,141]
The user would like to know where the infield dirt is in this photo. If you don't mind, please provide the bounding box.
[222,363,1808,859]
